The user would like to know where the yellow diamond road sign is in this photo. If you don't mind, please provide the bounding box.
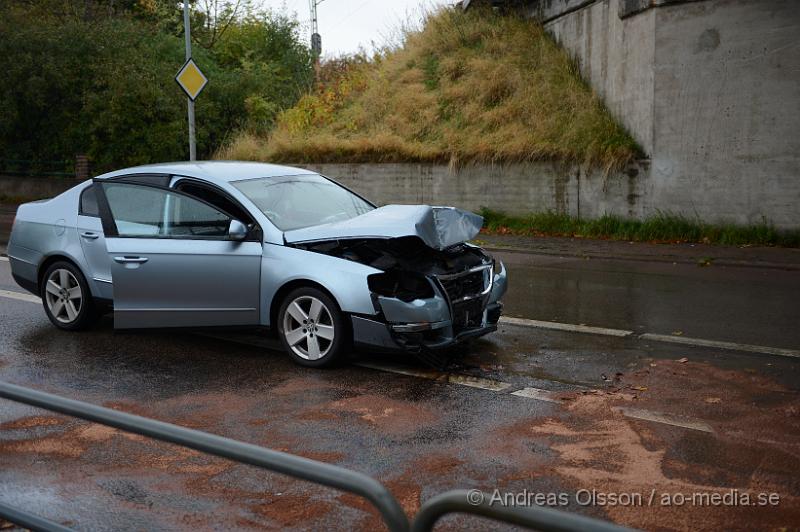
[175,58,208,101]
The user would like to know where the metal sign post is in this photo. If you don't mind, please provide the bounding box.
[183,1,196,161]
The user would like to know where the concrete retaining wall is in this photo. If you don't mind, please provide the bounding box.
[530,0,800,228]
[649,0,800,228]
[303,162,651,219]
[0,175,81,201]
[541,0,657,153]
[309,1,800,228]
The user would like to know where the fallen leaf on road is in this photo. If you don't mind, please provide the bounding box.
[705,397,722,404]
[672,331,684,336]
[677,357,689,363]
[649,363,658,367]
[632,386,648,391]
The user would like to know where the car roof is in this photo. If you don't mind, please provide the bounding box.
[93,161,313,184]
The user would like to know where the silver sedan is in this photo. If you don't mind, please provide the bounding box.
[8,162,507,366]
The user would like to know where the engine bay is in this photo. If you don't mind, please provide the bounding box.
[292,236,491,302]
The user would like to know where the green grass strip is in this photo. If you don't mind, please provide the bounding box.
[479,208,800,248]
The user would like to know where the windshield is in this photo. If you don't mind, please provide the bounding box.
[233,174,374,231]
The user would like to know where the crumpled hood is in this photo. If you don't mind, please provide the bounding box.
[283,205,484,250]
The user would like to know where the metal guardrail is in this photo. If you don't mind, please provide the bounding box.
[0,381,635,532]
[0,500,73,532]
[411,490,635,532]
[0,381,408,532]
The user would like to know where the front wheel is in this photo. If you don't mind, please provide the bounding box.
[41,261,98,331]
[277,287,349,367]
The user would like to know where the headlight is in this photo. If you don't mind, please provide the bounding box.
[367,271,435,302]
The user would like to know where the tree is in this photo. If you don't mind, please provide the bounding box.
[0,0,312,171]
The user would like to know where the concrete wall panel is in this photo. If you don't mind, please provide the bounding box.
[650,0,800,227]
[303,162,651,221]
[545,0,656,153]
[533,0,800,227]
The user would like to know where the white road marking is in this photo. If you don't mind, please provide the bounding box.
[500,317,633,337]
[613,407,714,433]
[499,316,799,359]
[355,361,512,391]
[0,289,39,304]
[510,387,561,403]
[640,333,800,359]
[445,374,513,391]
[358,365,718,434]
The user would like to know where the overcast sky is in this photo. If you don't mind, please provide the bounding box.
[256,0,453,57]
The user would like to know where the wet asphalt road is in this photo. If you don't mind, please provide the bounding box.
[2,242,799,350]
[497,251,800,350]
[0,256,799,530]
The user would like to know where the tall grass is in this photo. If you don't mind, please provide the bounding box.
[218,6,640,170]
[480,209,800,247]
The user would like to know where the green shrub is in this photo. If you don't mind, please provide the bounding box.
[0,1,312,173]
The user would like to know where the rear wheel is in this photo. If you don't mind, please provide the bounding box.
[41,261,98,331]
[277,287,349,367]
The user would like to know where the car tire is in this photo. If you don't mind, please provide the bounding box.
[40,261,98,331]
[277,286,350,367]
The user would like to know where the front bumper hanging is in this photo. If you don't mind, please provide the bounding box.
[352,261,508,353]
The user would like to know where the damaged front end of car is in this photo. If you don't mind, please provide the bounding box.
[286,205,508,355]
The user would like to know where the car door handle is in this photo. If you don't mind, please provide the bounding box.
[80,231,100,240]
[113,256,149,264]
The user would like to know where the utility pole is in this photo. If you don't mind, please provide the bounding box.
[183,1,197,161]
[310,0,324,62]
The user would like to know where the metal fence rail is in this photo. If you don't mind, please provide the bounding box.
[0,500,73,532]
[411,490,634,532]
[0,381,409,532]
[0,381,635,532]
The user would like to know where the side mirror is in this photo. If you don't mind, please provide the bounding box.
[228,219,248,241]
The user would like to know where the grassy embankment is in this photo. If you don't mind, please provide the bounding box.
[220,7,797,248]
[219,6,640,171]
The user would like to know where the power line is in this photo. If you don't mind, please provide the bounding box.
[329,0,374,31]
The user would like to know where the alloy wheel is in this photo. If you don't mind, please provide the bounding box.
[44,268,83,324]
[282,295,335,360]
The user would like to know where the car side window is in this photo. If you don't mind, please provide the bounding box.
[173,180,262,241]
[79,185,100,217]
[167,194,231,237]
[102,183,231,239]
[175,181,250,222]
